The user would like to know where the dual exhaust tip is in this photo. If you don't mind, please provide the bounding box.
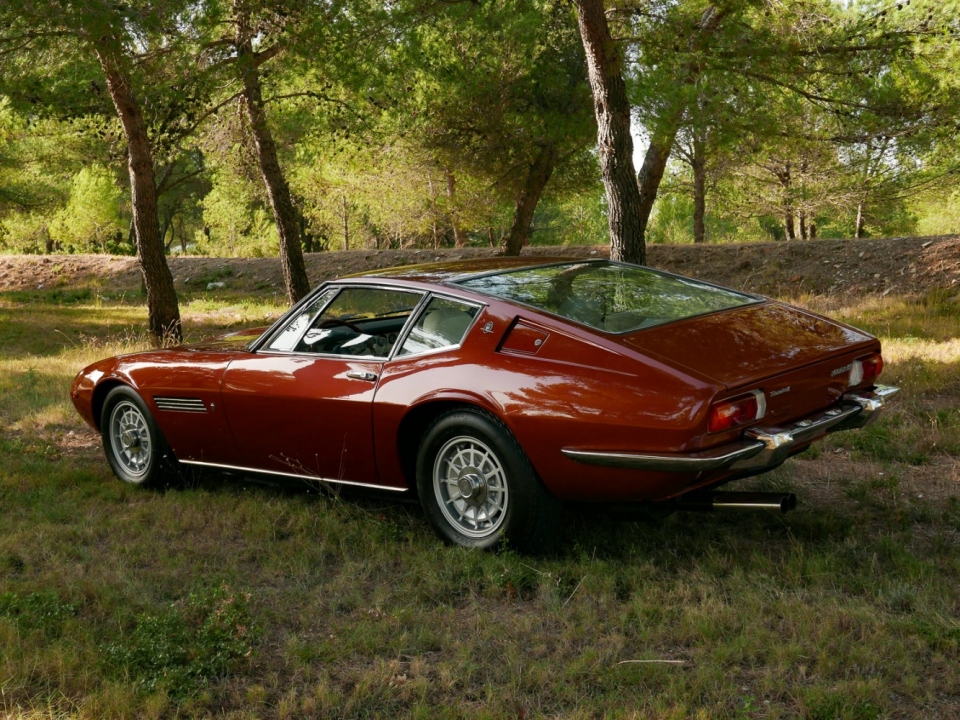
[675,491,797,514]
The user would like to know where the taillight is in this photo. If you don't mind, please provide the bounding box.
[856,352,884,386]
[708,390,766,433]
[849,353,884,387]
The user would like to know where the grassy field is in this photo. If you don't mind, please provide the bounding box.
[0,286,958,719]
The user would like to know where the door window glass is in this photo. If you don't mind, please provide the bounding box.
[266,289,337,352]
[397,297,479,356]
[296,287,421,357]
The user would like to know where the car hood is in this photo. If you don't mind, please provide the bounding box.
[180,326,270,352]
[620,302,875,389]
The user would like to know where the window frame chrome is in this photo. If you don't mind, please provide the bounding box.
[387,291,485,361]
[253,283,429,361]
[258,286,341,354]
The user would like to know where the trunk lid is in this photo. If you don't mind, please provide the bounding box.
[621,302,878,423]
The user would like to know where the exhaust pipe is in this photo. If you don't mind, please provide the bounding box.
[675,491,797,514]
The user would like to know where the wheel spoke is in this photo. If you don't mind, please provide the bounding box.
[109,399,153,479]
[433,434,510,540]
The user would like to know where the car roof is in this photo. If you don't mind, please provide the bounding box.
[344,256,590,284]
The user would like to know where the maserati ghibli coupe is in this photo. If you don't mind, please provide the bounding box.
[71,257,897,550]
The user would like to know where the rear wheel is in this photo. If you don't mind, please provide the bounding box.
[100,386,176,487]
[416,409,561,552]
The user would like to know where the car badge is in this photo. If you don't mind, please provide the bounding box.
[769,386,791,397]
[482,321,494,334]
[831,363,852,377]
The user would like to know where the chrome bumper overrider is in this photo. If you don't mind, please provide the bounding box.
[561,385,899,473]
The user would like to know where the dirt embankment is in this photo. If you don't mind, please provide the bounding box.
[1,235,958,299]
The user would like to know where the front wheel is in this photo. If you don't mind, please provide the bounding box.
[100,386,175,487]
[416,409,561,552]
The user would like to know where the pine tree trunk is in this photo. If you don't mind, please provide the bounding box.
[235,6,310,304]
[692,136,707,244]
[773,161,795,241]
[445,169,467,248]
[574,0,645,265]
[637,7,725,252]
[502,143,558,256]
[95,42,181,344]
[855,202,865,239]
[784,213,796,241]
[799,211,808,240]
[161,212,173,252]
[637,136,678,250]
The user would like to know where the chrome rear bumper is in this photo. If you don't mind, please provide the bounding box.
[561,385,899,473]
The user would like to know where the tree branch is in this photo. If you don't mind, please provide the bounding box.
[157,166,206,197]
[254,41,283,67]
[262,90,372,131]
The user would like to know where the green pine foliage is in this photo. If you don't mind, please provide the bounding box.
[0,0,958,254]
[49,165,126,253]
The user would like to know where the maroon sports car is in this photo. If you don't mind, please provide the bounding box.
[71,257,897,550]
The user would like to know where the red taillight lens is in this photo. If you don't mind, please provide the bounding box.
[861,353,884,384]
[708,390,766,433]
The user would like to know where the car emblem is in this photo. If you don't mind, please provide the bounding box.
[769,386,791,397]
[831,363,852,377]
[482,321,494,334]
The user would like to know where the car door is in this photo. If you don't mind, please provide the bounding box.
[220,285,422,489]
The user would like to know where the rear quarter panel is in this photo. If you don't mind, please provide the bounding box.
[375,300,719,501]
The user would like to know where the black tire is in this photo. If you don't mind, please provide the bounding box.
[100,386,177,487]
[416,409,562,552]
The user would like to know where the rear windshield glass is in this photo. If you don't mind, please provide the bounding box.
[457,261,759,333]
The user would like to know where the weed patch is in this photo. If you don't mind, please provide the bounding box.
[0,591,78,638]
[101,585,256,698]
[843,416,930,465]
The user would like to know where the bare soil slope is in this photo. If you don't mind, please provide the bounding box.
[2,234,958,298]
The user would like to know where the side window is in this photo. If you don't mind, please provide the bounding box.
[295,287,421,357]
[266,289,337,352]
[397,297,479,357]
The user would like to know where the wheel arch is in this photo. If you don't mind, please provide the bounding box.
[396,398,509,493]
[91,379,133,430]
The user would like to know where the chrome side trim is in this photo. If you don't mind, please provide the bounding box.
[562,441,765,472]
[153,397,207,413]
[179,460,406,492]
[562,385,899,473]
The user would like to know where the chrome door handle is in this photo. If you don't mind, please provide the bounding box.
[346,371,378,382]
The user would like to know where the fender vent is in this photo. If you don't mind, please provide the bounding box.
[153,397,207,413]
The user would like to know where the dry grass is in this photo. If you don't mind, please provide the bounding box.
[0,288,958,719]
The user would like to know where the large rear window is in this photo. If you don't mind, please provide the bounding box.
[457,261,759,333]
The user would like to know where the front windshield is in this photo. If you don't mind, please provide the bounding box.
[457,261,759,333]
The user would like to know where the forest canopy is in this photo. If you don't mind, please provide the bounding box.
[1,0,958,259]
